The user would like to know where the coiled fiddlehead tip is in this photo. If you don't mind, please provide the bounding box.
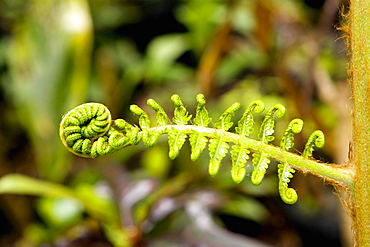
[290,118,304,133]
[249,100,265,114]
[130,104,144,115]
[271,103,286,118]
[251,171,265,186]
[278,119,301,204]
[196,93,206,106]
[59,103,112,158]
[280,187,298,204]
[303,130,325,158]
[280,118,304,151]
[171,94,182,106]
[313,130,325,148]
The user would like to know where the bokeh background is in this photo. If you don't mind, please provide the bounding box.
[0,0,352,246]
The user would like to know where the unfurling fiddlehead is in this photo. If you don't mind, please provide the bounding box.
[60,103,140,158]
[303,130,325,158]
[251,104,286,186]
[60,94,326,204]
[278,119,304,204]
[230,100,264,183]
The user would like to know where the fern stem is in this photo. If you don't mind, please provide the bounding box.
[348,0,370,244]
[149,125,354,187]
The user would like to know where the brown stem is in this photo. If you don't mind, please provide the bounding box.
[348,0,370,245]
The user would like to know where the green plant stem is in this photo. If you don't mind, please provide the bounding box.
[147,125,354,187]
[348,0,370,244]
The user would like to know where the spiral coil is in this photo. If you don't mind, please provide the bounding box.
[59,103,120,158]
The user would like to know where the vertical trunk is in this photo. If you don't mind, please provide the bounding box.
[349,0,370,245]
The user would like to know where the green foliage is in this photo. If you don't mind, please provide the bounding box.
[193,94,212,127]
[190,94,212,161]
[251,104,286,186]
[303,130,325,158]
[0,0,352,245]
[59,94,327,205]
[235,100,265,137]
[278,119,304,204]
[168,94,192,159]
[208,134,230,177]
[230,145,250,184]
[230,100,265,183]
[147,99,169,126]
[168,128,188,160]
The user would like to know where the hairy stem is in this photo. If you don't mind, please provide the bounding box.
[348,0,370,244]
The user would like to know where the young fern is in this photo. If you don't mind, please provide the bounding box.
[60,94,334,204]
[208,102,240,177]
[189,94,212,161]
[278,119,304,204]
[231,100,264,183]
[251,104,286,186]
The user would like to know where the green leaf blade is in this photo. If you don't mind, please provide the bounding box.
[171,94,192,125]
[147,99,169,126]
[251,152,270,186]
[194,94,212,127]
[278,162,298,204]
[230,144,250,183]
[142,130,161,147]
[130,104,151,129]
[215,102,240,131]
[208,135,229,176]
[168,128,187,159]
[303,130,325,158]
[189,130,208,161]
[258,104,286,143]
[235,100,265,137]
[280,118,304,150]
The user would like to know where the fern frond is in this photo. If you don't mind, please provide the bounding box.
[59,94,339,204]
[277,118,303,204]
[251,104,286,186]
[208,134,229,177]
[278,162,298,204]
[188,94,211,161]
[215,102,240,131]
[193,94,212,127]
[147,99,169,126]
[91,136,114,158]
[303,130,325,158]
[108,120,131,148]
[189,130,208,161]
[168,128,187,160]
[235,100,265,137]
[108,119,141,148]
[207,102,240,176]
[130,104,151,129]
[60,103,112,158]
[130,104,161,147]
[280,118,304,150]
[251,152,271,186]
[171,94,192,125]
[258,104,286,143]
[230,144,250,183]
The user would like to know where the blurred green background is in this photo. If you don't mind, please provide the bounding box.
[0,0,351,246]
